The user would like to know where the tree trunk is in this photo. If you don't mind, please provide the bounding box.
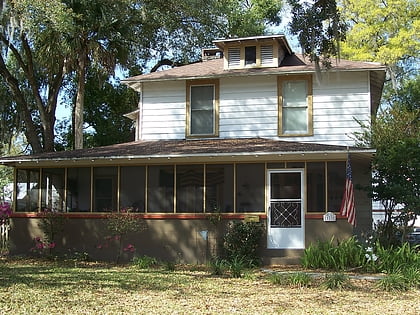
[74,51,87,150]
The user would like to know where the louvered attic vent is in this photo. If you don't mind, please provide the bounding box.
[228,47,241,67]
[261,45,274,65]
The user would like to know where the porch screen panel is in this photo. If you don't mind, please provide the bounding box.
[190,85,214,135]
[236,163,265,213]
[67,168,91,212]
[205,164,234,213]
[147,165,174,213]
[327,162,346,212]
[307,162,325,212]
[93,167,117,212]
[41,168,65,211]
[176,165,204,213]
[16,169,40,212]
[282,80,308,134]
[120,166,145,212]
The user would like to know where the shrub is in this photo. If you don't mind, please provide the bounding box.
[302,237,365,271]
[368,242,420,274]
[228,256,246,278]
[288,272,312,288]
[99,209,146,264]
[164,261,176,272]
[270,272,312,288]
[223,221,263,267]
[208,257,227,276]
[31,208,66,258]
[377,273,409,292]
[132,255,158,269]
[402,267,420,289]
[322,273,352,290]
[268,273,289,285]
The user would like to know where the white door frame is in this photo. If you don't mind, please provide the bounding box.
[267,169,305,249]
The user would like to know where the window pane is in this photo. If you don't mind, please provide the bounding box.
[286,162,305,168]
[67,168,91,212]
[282,107,308,134]
[120,166,145,212]
[236,164,265,212]
[283,81,307,107]
[16,169,40,212]
[41,168,65,211]
[245,46,256,65]
[176,165,204,213]
[327,162,346,212]
[191,110,213,134]
[270,172,301,199]
[93,167,117,212]
[147,165,174,213]
[206,164,234,213]
[307,162,325,212]
[267,162,285,169]
[190,85,214,135]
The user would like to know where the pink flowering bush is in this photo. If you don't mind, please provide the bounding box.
[31,237,56,256]
[30,208,66,258]
[0,202,11,255]
[97,208,145,263]
[0,202,11,225]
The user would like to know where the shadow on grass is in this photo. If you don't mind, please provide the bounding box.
[0,260,194,292]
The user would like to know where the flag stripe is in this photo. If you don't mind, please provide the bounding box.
[340,154,356,226]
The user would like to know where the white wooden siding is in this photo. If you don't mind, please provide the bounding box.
[141,81,186,140]
[219,76,278,138]
[139,71,371,146]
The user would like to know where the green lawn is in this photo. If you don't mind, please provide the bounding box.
[0,259,419,314]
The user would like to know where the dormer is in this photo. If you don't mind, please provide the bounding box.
[213,35,292,70]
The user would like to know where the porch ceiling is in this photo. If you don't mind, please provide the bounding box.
[0,138,375,167]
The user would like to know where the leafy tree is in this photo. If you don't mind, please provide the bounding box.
[141,0,283,66]
[340,0,420,88]
[83,69,139,147]
[0,0,70,153]
[355,76,420,246]
[1,0,284,153]
[287,0,347,68]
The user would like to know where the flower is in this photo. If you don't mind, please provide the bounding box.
[0,202,12,220]
[123,244,135,253]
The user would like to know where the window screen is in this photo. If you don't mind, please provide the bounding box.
[245,46,256,65]
[282,80,308,134]
[190,85,215,135]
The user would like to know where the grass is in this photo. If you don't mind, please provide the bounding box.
[1,258,420,314]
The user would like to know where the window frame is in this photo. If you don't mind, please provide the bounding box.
[186,79,219,138]
[278,75,313,137]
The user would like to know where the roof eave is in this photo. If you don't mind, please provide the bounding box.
[0,148,375,167]
[121,66,386,84]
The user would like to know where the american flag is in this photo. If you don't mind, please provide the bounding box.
[340,154,356,226]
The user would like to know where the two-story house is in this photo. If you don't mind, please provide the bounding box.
[0,35,386,264]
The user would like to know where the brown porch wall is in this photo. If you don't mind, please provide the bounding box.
[9,216,357,265]
[8,217,232,264]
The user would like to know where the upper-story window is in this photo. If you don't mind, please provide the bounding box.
[245,46,256,65]
[278,75,313,136]
[186,79,219,137]
[227,44,275,68]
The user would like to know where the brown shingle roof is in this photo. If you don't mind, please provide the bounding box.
[0,138,372,165]
[123,54,385,84]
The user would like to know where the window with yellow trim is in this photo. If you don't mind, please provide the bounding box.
[186,80,219,137]
[278,75,313,136]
